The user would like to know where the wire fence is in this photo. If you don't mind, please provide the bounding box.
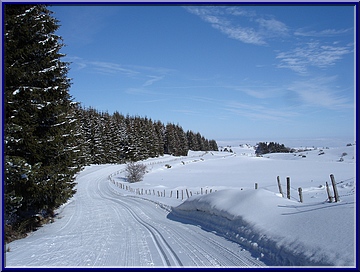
[283,175,355,203]
[108,169,355,204]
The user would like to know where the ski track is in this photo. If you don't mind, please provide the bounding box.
[5,164,266,268]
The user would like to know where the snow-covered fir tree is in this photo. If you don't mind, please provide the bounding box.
[5,4,80,234]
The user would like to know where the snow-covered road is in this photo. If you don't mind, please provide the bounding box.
[5,164,266,268]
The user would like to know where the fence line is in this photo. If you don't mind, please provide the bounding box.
[109,171,355,203]
[276,174,355,203]
[108,174,218,200]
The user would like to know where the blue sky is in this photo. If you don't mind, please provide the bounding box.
[49,4,356,142]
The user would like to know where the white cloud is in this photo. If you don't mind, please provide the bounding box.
[276,41,352,73]
[186,6,288,46]
[212,24,266,45]
[90,61,140,77]
[143,75,164,87]
[256,18,289,37]
[287,76,353,110]
[294,28,351,37]
[225,7,256,17]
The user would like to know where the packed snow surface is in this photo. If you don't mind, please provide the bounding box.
[5,142,356,268]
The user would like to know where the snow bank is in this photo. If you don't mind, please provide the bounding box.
[169,188,355,267]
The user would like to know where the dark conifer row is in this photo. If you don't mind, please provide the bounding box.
[76,107,218,164]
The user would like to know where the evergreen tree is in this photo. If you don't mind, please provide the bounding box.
[154,120,165,157]
[175,125,188,156]
[187,130,199,151]
[5,4,79,231]
[164,123,176,155]
[209,139,219,151]
[112,111,128,163]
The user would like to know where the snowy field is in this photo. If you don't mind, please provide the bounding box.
[5,140,356,268]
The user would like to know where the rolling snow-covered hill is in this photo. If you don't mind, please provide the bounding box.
[5,141,356,268]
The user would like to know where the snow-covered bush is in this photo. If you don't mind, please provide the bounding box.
[125,162,147,183]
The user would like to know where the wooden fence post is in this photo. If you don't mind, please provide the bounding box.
[255,183,258,189]
[170,191,173,198]
[177,190,179,199]
[201,188,203,195]
[277,176,284,197]
[186,189,190,198]
[298,187,303,203]
[330,174,340,202]
[326,182,333,202]
[181,190,183,200]
[286,177,290,199]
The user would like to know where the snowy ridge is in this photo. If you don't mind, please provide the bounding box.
[169,188,354,266]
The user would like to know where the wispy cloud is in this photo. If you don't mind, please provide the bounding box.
[90,61,140,77]
[287,76,353,110]
[185,6,288,45]
[294,28,352,37]
[66,57,174,88]
[143,75,164,87]
[139,98,167,103]
[256,17,289,38]
[231,76,353,111]
[276,41,352,74]
[228,85,284,99]
[65,57,140,76]
[224,101,297,121]
[172,109,200,115]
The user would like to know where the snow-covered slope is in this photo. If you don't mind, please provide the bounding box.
[5,142,356,267]
[109,143,356,267]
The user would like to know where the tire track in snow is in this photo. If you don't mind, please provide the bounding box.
[145,213,263,267]
[96,182,183,267]
[103,180,265,267]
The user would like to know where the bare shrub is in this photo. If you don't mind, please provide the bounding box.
[125,162,147,183]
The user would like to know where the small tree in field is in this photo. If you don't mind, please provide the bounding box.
[126,162,147,183]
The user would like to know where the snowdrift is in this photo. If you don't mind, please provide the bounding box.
[169,188,355,267]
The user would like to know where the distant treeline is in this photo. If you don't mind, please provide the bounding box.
[77,107,219,165]
[255,142,294,155]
